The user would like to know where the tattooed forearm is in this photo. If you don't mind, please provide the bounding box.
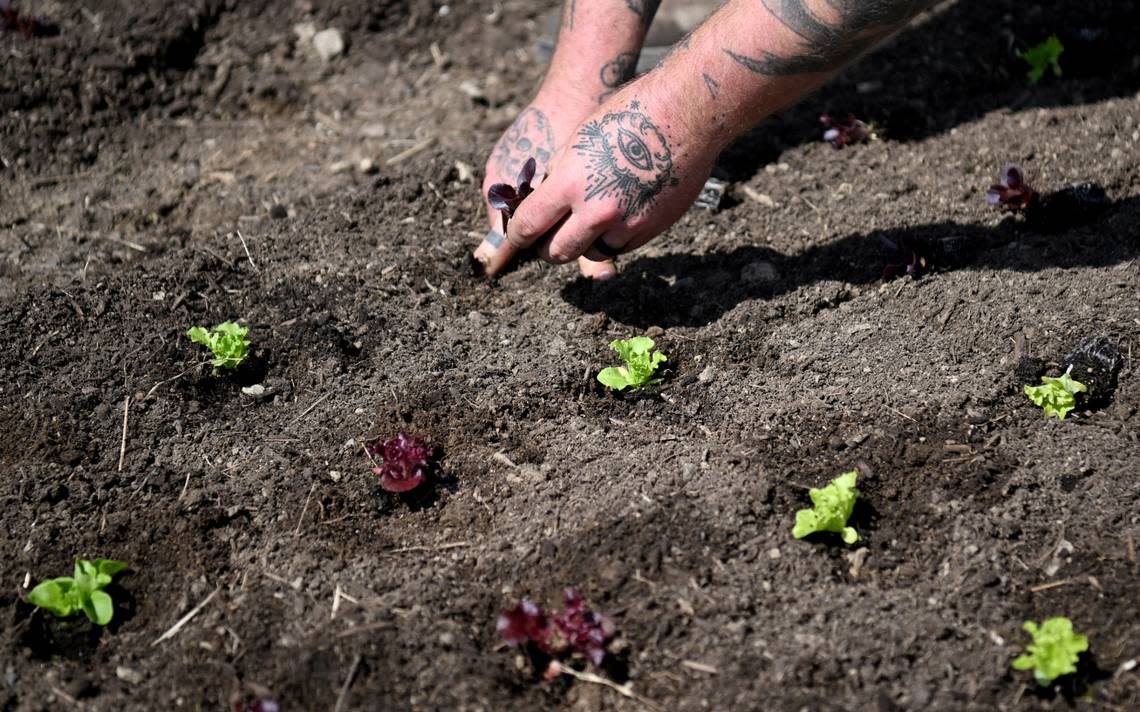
[623,0,662,26]
[598,51,639,103]
[494,108,555,181]
[725,0,935,76]
[573,101,678,219]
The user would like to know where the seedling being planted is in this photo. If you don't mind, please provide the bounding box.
[597,336,666,391]
[793,470,860,544]
[820,113,876,149]
[1012,617,1088,685]
[487,157,537,234]
[187,322,251,373]
[498,588,616,675]
[1024,368,1087,420]
[27,559,127,626]
[986,163,1036,212]
[365,431,434,492]
[1019,35,1064,85]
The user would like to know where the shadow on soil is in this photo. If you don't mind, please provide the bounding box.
[717,0,1140,179]
[561,196,1139,329]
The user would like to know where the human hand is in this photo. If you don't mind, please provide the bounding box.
[474,93,617,280]
[481,92,715,277]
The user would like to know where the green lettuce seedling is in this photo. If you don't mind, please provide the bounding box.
[1012,617,1088,685]
[793,470,860,544]
[597,336,667,390]
[187,321,251,372]
[1019,35,1063,84]
[27,559,127,626]
[1024,369,1086,420]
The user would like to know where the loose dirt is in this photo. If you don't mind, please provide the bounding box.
[2,1,1138,710]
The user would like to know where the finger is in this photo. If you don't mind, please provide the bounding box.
[472,228,506,272]
[581,227,634,263]
[577,256,617,280]
[612,230,658,255]
[535,213,601,265]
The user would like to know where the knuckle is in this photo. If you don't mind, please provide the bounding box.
[508,212,538,243]
[584,207,622,231]
[546,244,577,264]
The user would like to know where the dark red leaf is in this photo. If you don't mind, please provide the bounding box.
[986,163,1036,211]
[820,113,874,149]
[497,598,547,646]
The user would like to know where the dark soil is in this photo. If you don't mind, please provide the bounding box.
[2,1,1138,710]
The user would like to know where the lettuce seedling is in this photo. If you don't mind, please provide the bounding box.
[27,559,127,626]
[1024,368,1087,420]
[234,699,280,712]
[1012,617,1088,685]
[793,470,860,544]
[498,588,616,667]
[597,336,667,390]
[187,322,251,372]
[487,157,536,233]
[0,1,59,37]
[1019,36,1064,84]
[366,431,434,492]
[820,113,876,149]
[986,163,1036,211]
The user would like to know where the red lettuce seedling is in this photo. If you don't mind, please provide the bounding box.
[986,163,1036,211]
[497,588,616,668]
[820,113,876,149]
[365,431,433,493]
[234,700,280,712]
[0,1,58,37]
[487,157,536,233]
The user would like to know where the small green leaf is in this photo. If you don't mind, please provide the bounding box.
[86,590,115,626]
[1012,617,1088,685]
[186,326,211,346]
[792,470,860,544]
[597,366,632,390]
[27,579,77,618]
[95,559,128,577]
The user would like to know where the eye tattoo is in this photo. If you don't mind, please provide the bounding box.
[573,101,678,219]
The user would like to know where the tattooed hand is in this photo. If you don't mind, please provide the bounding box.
[479,94,715,277]
[476,94,619,280]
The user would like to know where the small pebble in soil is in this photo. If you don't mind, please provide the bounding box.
[312,28,344,62]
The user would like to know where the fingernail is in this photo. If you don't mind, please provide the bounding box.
[593,269,617,281]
